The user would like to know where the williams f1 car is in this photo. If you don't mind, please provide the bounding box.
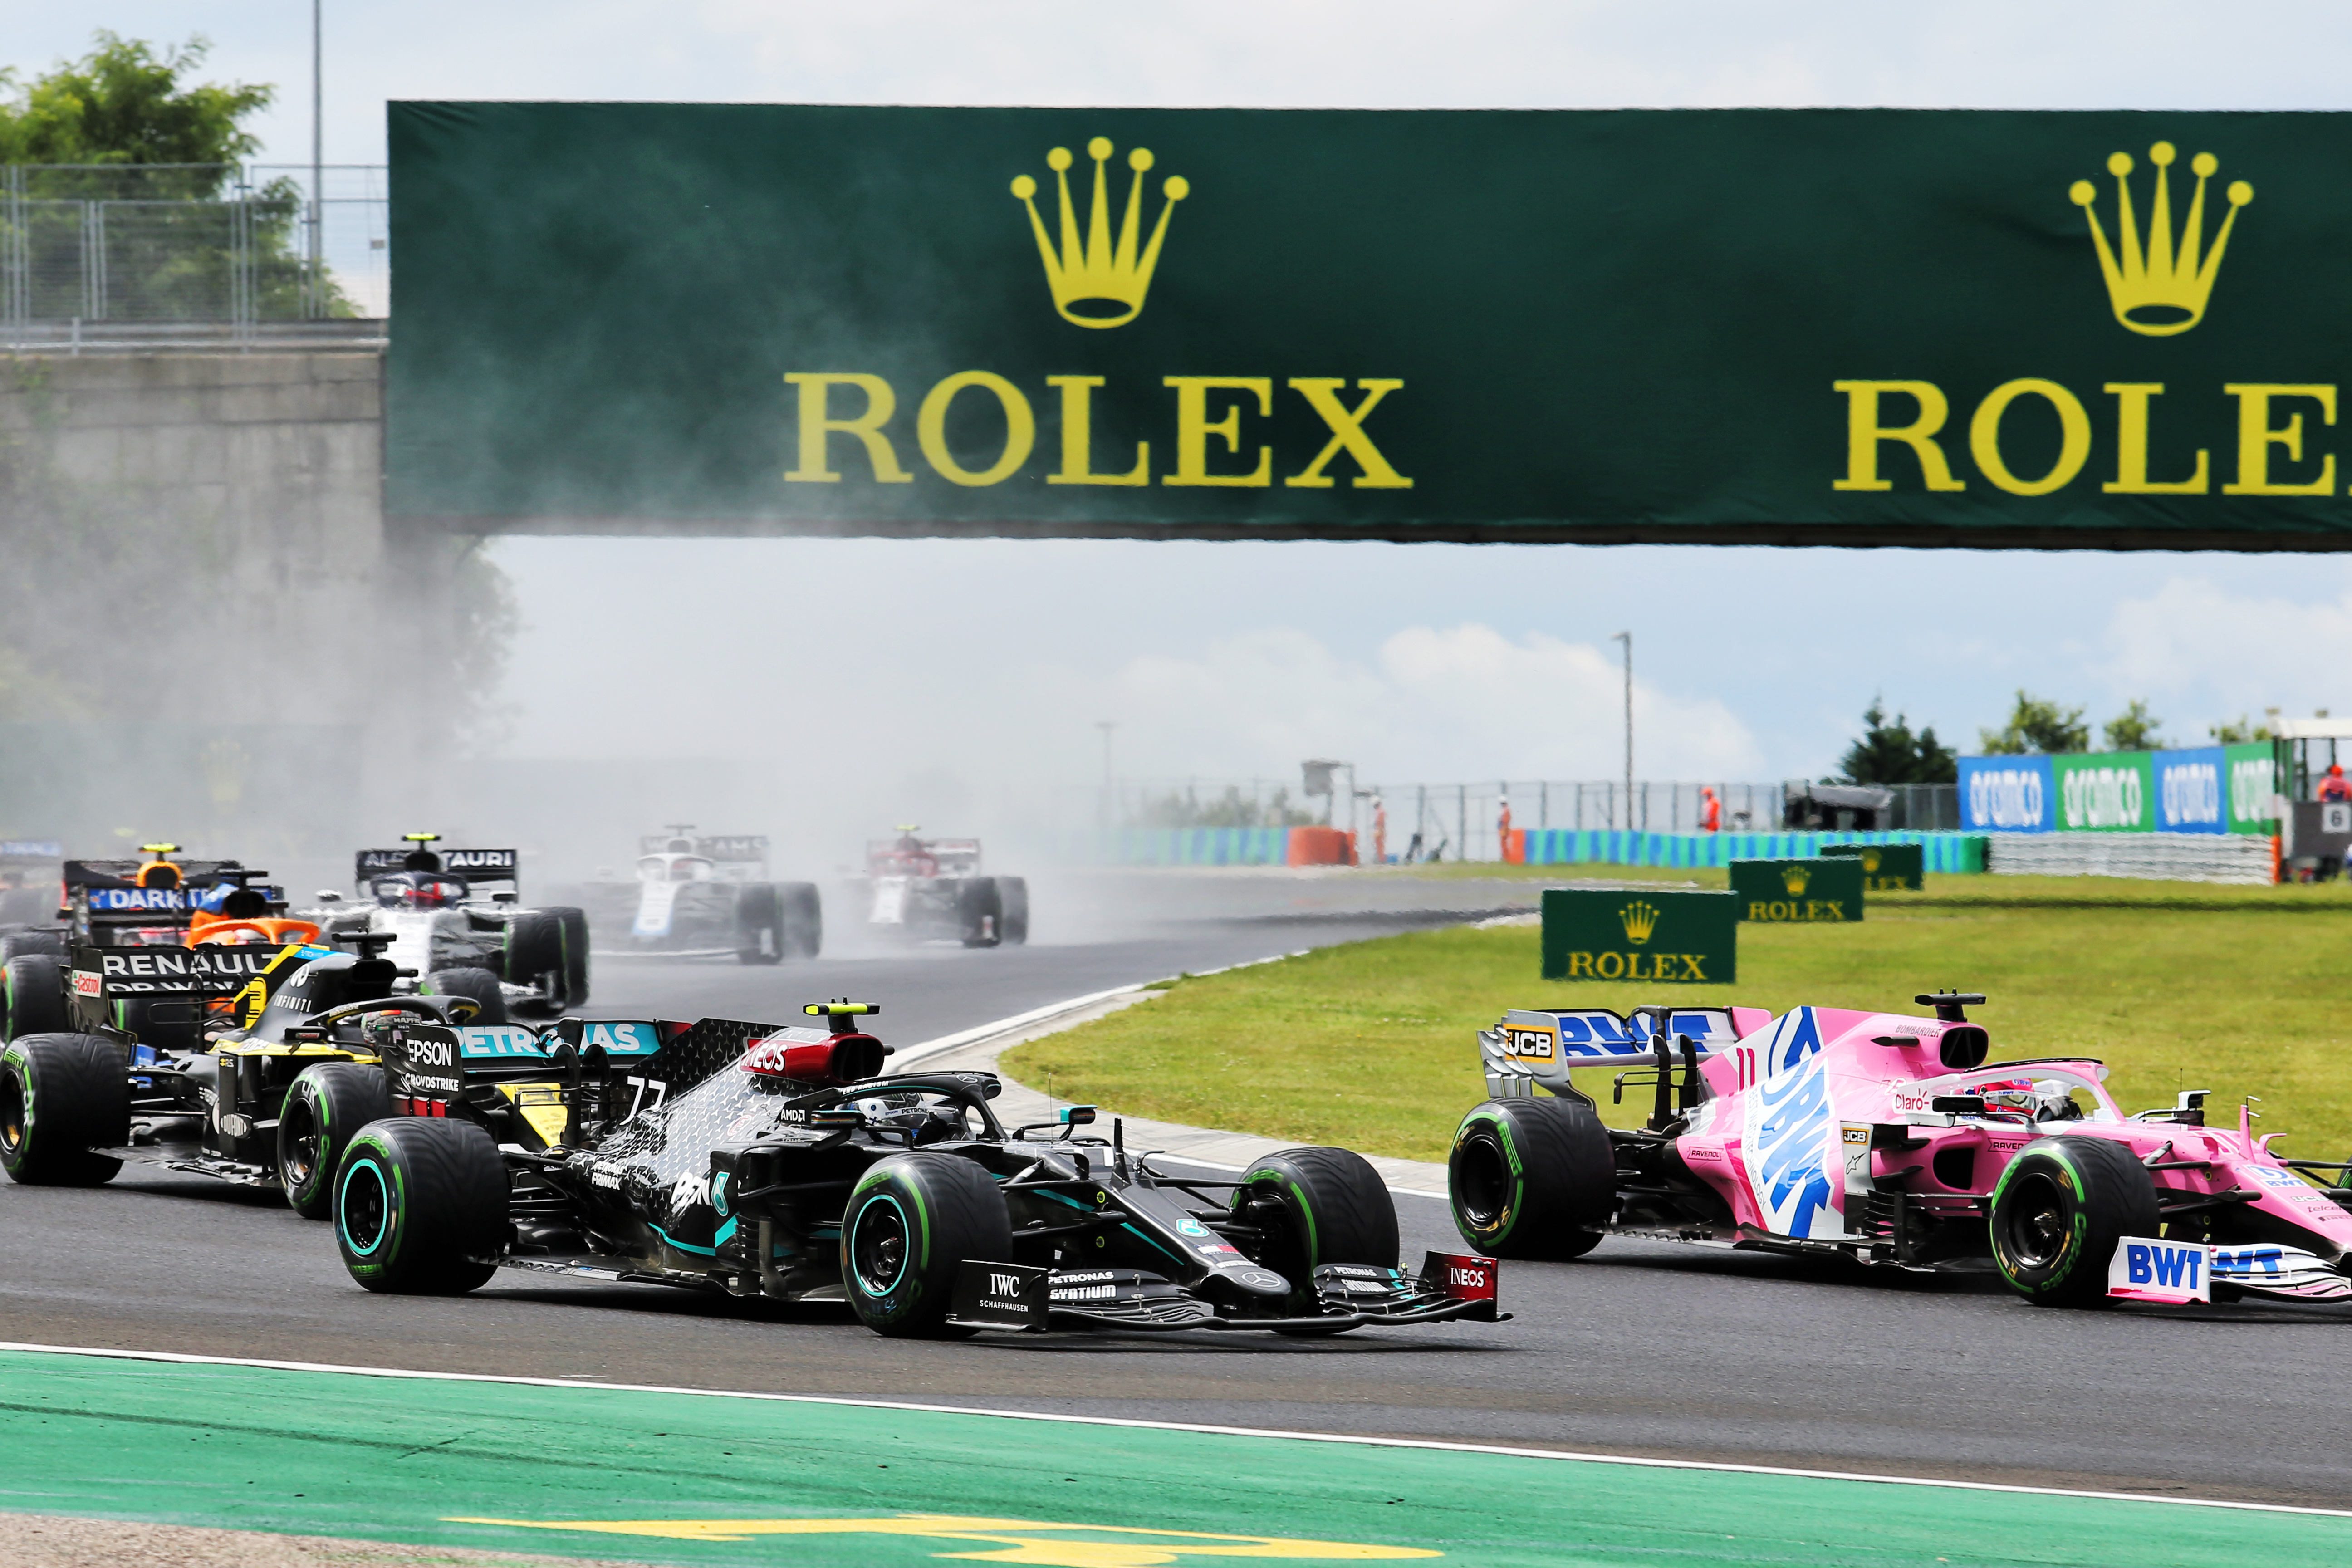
[1449,994,2352,1309]
[586,830,820,963]
[304,835,588,1020]
[855,828,1027,948]
[327,1002,1502,1338]
[0,933,501,1218]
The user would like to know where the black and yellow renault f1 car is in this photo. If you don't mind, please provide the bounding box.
[325,1003,1504,1338]
[0,933,500,1218]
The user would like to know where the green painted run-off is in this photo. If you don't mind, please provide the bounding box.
[0,1348,2346,1567]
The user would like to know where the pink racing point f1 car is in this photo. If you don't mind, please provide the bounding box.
[1447,994,2352,1309]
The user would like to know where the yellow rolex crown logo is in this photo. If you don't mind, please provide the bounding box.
[2069,141,2253,337]
[1781,865,1812,896]
[1618,899,1661,944]
[1861,849,1882,873]
[1011,136,1188,329]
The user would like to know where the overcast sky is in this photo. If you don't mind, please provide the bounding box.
[17,2,2352,797]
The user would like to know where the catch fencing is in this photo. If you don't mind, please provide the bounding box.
[0,164,387,349]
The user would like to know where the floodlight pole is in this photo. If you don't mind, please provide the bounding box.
[310,0,323,317]
[1612,632,1633,829]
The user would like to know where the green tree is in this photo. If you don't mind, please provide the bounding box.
[1836,697,1957,784]
[0,34,270,191]
[1978,691,2089,755]
[2209,715,2267,744]
[2102,699,2163,751]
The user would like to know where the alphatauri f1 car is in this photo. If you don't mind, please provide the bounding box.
[0,934,500,1218]
[856,828,1027,948]
[304,835,588,1020]
[1450,994,2352,1309]
[587,830,820,963]
[327,1002,1502,1338]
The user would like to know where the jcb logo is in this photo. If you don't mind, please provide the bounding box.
[1504,1028,1555,1060]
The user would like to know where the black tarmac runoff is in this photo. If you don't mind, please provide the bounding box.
[4,871,2349,1510]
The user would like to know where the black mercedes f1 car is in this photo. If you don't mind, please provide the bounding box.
[329,1002,1503,1338]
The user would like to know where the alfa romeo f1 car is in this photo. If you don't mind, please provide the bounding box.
[1449,994,2352,1309]
[587,830,820,962]
[325,1002,1502,1338]
[304,835,588,1020]
[855,828,1027,948]
[0,934,500,1218]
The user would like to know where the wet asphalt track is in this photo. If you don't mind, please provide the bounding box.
[4,873,2351,1509]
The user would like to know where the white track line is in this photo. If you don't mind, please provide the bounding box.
[2,1341,2345,1522]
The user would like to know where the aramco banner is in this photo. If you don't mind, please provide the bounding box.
[388,104,2352,548]
[1960,743,2278,833]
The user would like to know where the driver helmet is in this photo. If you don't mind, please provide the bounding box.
[1971,1077,2078,1122]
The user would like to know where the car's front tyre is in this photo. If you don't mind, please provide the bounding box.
[1989,1137,2158,1308]
[841,1154,1012,1338]
[1235,1145,1400,1329]
[280,1063,391,1220]
[334,1117,508,1294]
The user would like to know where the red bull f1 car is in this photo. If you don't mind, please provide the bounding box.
[326,1002,1501,1338]
[1449,994,2352,1309]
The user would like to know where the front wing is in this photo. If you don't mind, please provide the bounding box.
[947,1251,1504,1333]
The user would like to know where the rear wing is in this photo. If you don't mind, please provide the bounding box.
[375,1016,781,1118]
[1478,1006,1760,1099]
[64,860,278,920]
[67,941,303,1034]
[638,833,768,862]
[354,848,519,888]
[866,838,982,874]
[0,840,61,866]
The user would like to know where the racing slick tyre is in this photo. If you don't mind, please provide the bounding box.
[0,1033,127,1186]
[996,877,1029,946]
[551,907,591,1008]
[734,884,784,966]
[279,1063,392,1220]
[1988,1136,2160,1309]
[334,1117,508,1294]
[2,954,68,1042]
[842,1153,1014,1338]
[957,878,1004,948]
[1449,1097,1617,1261]
[1235,1146,1400,1331]
[421,968,508,1026]
[781,882,823,960]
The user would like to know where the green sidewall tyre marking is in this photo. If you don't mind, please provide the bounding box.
[1989,1145,2087,1295]
[1285,1177,1318,1264]
[1453,1108,1524,1248]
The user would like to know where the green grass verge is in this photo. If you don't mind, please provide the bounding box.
[1005,878,2352,1165]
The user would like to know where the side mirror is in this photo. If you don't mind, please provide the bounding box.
[1058,1104,1098,1126]
[314,890,343,902]
[491,892,518,903]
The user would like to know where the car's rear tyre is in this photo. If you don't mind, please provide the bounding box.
[421,967,507,1026]
[0,1033,127,1186]
[781,882,823,960]
[1449,1097,1617,1260]
[501,912,564,1014]
[996,877,1029,946]
[1988,1137,2159,1309]
[1235,1146,1400,1330]
[280,1063,391,1220]
[957,878,1003,948]
[841,1153,1012,1338]
[550,906,590,1008]
[2,954,68,1042]
[735,884,784,966]
[334,1117,508,1294]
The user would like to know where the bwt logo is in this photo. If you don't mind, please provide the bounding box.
[1968,768,2045,828]
[2124,1241,2203,1291]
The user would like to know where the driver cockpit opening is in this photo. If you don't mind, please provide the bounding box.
[370,872,471,909]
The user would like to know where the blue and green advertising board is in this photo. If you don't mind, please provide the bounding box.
[1960,742,2278,833]
[390,104,2352,549]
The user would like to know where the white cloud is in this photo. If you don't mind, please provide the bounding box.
[2098,569,2352,735]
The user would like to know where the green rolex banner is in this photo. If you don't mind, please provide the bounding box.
[1729,858,1867,922]
[388,104,2352,548]
[1541,889,1736,983]
[1818,841,1925,890]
